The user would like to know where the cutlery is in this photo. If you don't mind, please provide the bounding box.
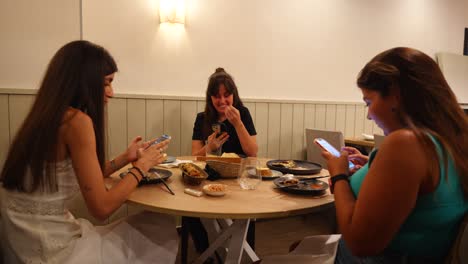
[153,173,175,195]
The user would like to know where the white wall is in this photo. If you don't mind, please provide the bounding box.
[0,0,80,89]
[1,0,468,102]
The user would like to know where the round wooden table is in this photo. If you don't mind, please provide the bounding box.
[108,157,334,264]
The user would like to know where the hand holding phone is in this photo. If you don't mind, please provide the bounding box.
[314,138,355,169]
[145,134,171,150]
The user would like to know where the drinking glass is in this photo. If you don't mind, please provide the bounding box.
[238,158,262,190]
[205,138,223,156]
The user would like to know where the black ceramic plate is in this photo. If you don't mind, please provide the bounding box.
[266,160,322,175]
[273,177,328,195]
[120,168,172,185]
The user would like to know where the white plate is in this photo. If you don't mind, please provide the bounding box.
[202,184,227,197]
[362,133,374,141]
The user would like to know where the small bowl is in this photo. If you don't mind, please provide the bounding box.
[202,184,227,196]
[179,163,208,186]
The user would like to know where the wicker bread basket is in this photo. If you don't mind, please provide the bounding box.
[179,163,208,185]
[205,160,240,178]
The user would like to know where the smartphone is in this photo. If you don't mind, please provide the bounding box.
[145,134,171,150]
[314,138,355,169]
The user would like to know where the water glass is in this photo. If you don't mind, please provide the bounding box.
[238,158,262,190]
[205,139,222,156]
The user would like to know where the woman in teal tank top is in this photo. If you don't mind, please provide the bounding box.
[319,47,468,263]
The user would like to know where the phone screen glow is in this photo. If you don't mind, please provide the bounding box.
[316,138,355,169]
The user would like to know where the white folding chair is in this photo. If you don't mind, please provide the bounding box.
[373,134,385,149]
[305,129,344,169]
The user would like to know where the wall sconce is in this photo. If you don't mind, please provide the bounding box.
[159,0,185,24]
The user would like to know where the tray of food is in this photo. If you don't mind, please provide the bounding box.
[179,163,208,185]
[273,175,328,195]
[266,160,322,175]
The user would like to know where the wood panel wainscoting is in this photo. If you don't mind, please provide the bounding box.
[0,89,382,170]
[0,89,382,225]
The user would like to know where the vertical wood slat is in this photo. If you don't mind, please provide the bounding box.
[0,95,9,171]
[107,99,127,159]
[127,99,146,143]
[255,103,269,158]
[325,104,337,131]
[279,104,293,159]
[180,101,197,156]
[335,105,346,136]
[163,100,181,156]
[267,103,281,159]
[8,95,35,143]
[292,104,305,160]
[344,105,355,138]
[146,99,164,143]
[303,104,316,159]
[315,104,326,129]
[354,105,366,138]
[244,102,256,125]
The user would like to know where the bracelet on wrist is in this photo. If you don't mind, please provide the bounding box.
[330,173,349,194]
[132,166,146,179]
[127,171,140,184]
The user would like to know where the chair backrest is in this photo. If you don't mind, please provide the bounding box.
[373,134,385,149]
[305,129,344,169]
[446,213,468,264]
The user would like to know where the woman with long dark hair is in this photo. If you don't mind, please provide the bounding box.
[323,47,468,263]
[191,67,258,157]
[1,40,178,263]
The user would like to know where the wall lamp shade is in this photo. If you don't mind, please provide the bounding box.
[159,0,185,24]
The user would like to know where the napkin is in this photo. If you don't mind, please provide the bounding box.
[157,159,193,168]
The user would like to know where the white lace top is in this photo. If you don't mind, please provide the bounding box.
[1,159,83,263]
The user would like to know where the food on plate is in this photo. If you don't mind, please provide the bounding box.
[309,182,324,189]
[181,163,203,177]
[221,152,240,158]
[256,167,272,176]
[271,160,296,168]
[204,184,226,192]
[203,184,227,196]
[281,178,299,186]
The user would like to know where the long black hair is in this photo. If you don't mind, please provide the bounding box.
[1,40,117,192]
[203,67,244,136]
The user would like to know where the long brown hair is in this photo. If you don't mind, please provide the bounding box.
[203,67,244,136]
[1,40,117,192]
[357,47,468,197]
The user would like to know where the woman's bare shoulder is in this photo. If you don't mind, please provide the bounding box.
[61,108,94,141]
[382,129,419,148]
[63,108,92,127]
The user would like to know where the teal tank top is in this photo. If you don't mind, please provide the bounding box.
[349,136,467,258]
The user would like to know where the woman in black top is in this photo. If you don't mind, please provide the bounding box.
[191,68,258,157]
[188,68,258,260]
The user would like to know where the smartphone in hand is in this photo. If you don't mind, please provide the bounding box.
[314,137,355,169]
[145,134,171,150]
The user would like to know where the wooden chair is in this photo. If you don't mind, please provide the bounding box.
[305,129,344,169]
